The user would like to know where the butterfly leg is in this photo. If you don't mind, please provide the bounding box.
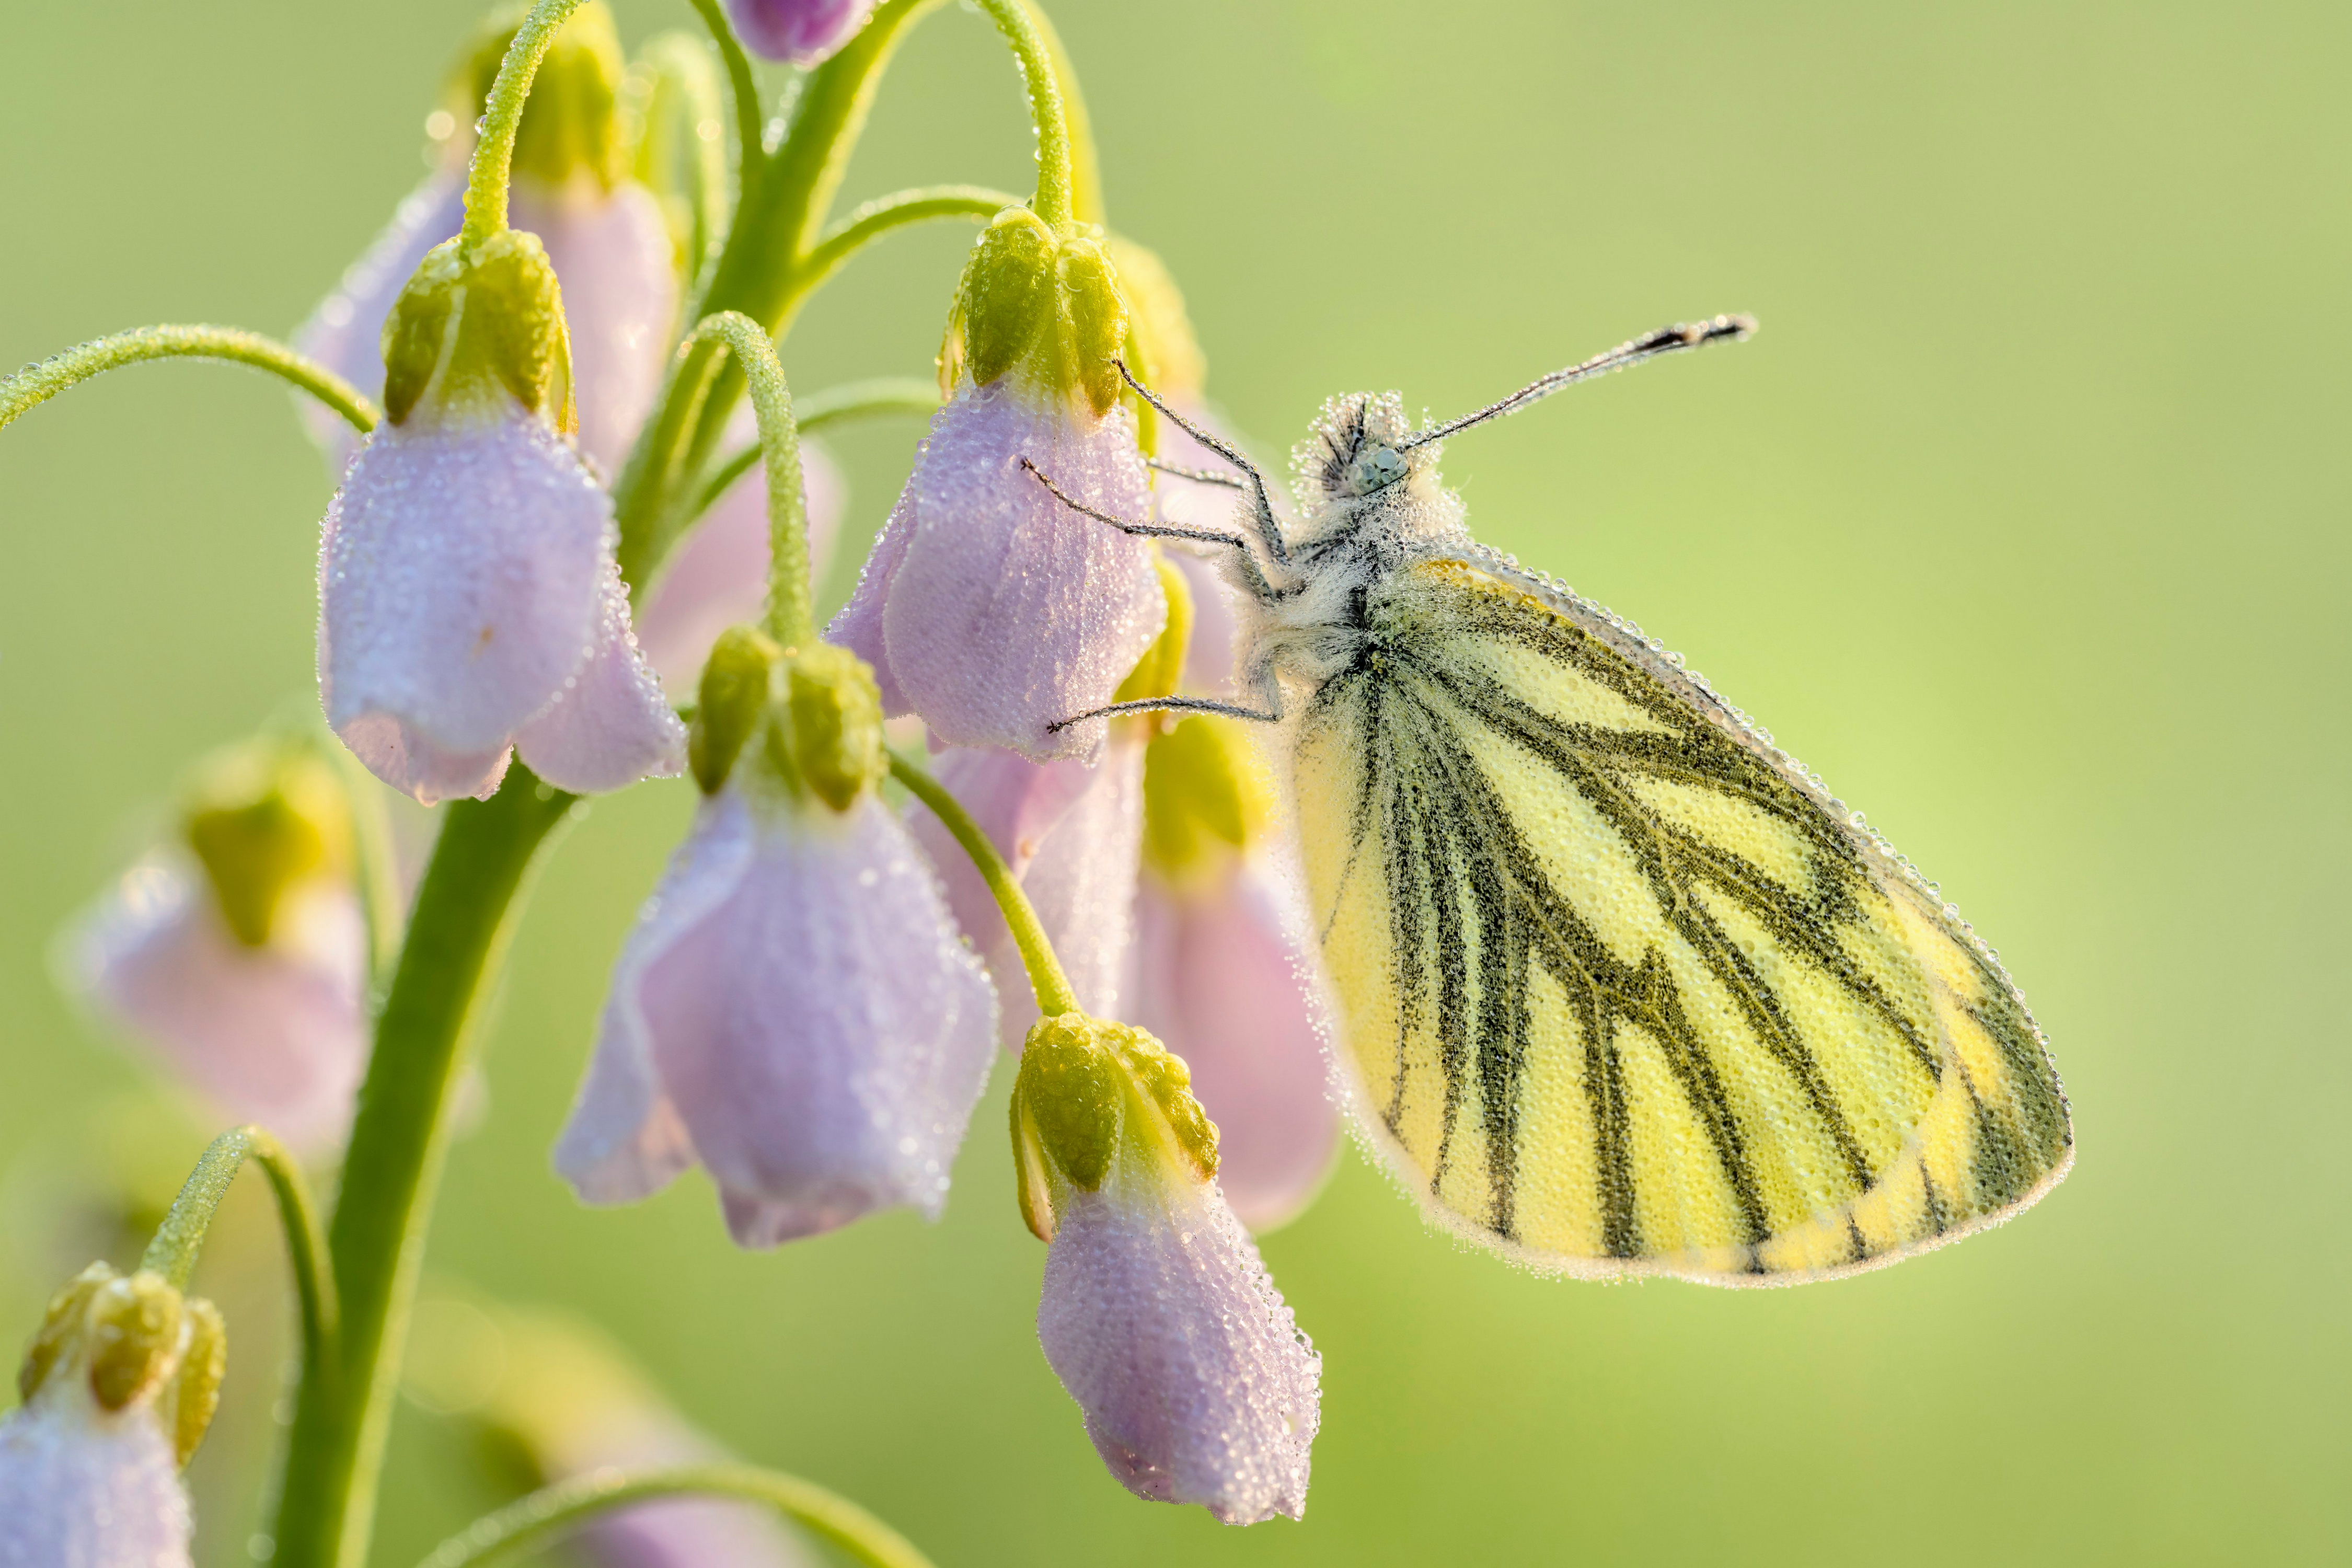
[1018,457,1279,603]
[1045,668,1285,734]
[1113,357,1293,571]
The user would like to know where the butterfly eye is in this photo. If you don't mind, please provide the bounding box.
[1352,446,1408,494]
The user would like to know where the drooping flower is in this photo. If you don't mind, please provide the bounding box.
[636,413,848,695]
[319,227,684,803]
[0,1264,227,1568]
[1012,1014,1320,1524]
[722,0,878,65]
[296,3,677,477]
[64,741,371,1150]
[828,207,1165,764]
[555,633,997,1246]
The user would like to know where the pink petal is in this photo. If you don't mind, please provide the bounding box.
[825,486,916,714]
[511,181,680,478]
[1038,1161,1320,1524]
[319,411,612,803]
[0,1367,194,1566]
[1150,400,1260,696]
[513,559,686,793]
[863,383,1166,763]
[1128,864,1340,1230]
[722,0,879,65]
[637,417,847,696]
[69,861,368,1152]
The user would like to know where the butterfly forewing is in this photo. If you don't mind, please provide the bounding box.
[1293,555,2070,1283]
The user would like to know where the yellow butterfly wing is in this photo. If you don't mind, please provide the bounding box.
[1290,554,2071,1283]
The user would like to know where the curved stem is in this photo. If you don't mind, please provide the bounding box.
[677,312,814,647]
[688,375,941,524]
[685,0,766,204]
[270,771,577,1568]
[0,325,377,436]
[796,183,1018,294]
[631,32,733,290]
[890,753,1077,1014]
[141,1126,335,1392]
[1021,2,1103,225]
[969,0,1075,228]
[419,1464,936,1568]
[462,0,591,247]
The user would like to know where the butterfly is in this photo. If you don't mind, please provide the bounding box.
[1025,318,2072,1284]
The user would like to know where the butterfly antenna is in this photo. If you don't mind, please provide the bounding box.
[1397,314,1756,451]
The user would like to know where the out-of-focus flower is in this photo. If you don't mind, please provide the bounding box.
[723,0,878,65]
[637,412,847,696]
[556,633,997,1246]
[828,208,1164,764]
[319,227,684,804]
[0,1264,228,1568]
[296,3,677,477]
[1012,1014,1320,1525]
[65,742,370,1151]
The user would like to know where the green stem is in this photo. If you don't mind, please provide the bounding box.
[684,0,766,205]
[889,753,1076,1014]
[1021,1,1103,225]
[675,312,815,647]
[462,0,590,248]
[688,375,941,524]
[0,325,377,435]
[969,0,1075,228]
[270,770,577,1568]
[140,1126,335,1394]
[796,183,1018,295]
[418,1464,936,1568]
[630,32,732,290]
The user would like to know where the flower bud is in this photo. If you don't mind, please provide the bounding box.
[723,0,879,66]
[1140,714,1272,889]
[1106,237,1206,403]
[455,2,628,192]
[1010,1013,1216,1242]
[943,209,1129,417]
[782,644,886,813]
[166,1300,226,1469]
[13,1262,225,1461]
[381,229,574,429]
[83,1272,186,1413]
[688,626,781,794]
[179,742,352,949]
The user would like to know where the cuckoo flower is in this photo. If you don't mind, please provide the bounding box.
[828,208,1165,764]
[0,1264,227,1568]
[67,744,370,1150]
[1013,1014,1321,1524]
[318,225,683,804]
[556,633,997,1246]
[723,0,878,65]
[296,3,676,476]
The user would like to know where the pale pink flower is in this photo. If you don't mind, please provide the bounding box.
[66,858,366,1151]
[319,409,685,803]
[555,785,997,1246]
[907,739,1143,1045]
[569,1419,813,1568]
[637,416,847,696]
[1127,862,1339,1231]
[0,1328,193,1568]
[827,382,1165,763]
[1037,1153,1321,1524]
[722,0,878,65]
[296,172,677,478]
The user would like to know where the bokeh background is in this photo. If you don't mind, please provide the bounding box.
[3,1,2346,1562]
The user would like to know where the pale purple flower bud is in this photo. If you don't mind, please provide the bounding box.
[637,417,847,696]
[1128,861,1339,1231]
[293,167,464,466]
[1037,1156,1321,1524]
[319,408,685,803]
[827,382,1166,763]
[0,1377,192,1568]
[572,1421,813,1568]
[907,739,1143,1045]
[723,0,878,65]
[554,785,997,1246]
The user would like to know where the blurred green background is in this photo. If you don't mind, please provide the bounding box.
[3,1,2346,1563]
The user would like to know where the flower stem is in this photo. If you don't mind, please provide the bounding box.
[795,183,1019,295]
[1020,1,1103,226]
[688,375,942,524]
[676,312,815,648]
[969,0,1075,228]
[417,1463,936,1568]
[461,0,590,249]
[269,770,578,1568]
[630,32,733,291]
[141,1125,335,1392]
[683,0,765,206]
[0,325,377,435]
[889,753,1077,1016]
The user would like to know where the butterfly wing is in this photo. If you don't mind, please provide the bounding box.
[1290,552,2070,1283]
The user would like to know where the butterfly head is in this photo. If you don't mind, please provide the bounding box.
[1292,391,1457,546]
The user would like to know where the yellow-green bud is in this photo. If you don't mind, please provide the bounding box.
[1009,1013,1220,1241]
[18,1263,110,1405]
[689,626,782,794]
[783,645,886,813]
[1113,551,1193,712]
[15,1262,227,1463]
[450,1,627,190]
[382,230,575,429]
[181,743,352,948]
[167,1299,227,1467]
[85,1270,186,1412]
[943,207,1131,417]
[1142,714,1275,889]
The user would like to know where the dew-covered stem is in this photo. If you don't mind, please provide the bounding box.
[687,375,941,525]
[0,325,377,435]
[890,754,1079,1017]
[461,0,591,249]
[676,312,816,648]
[968,0,1076,228]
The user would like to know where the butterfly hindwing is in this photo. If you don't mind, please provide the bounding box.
[1292,555,2070,1283]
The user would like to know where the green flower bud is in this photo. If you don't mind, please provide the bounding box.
[783,644,886,813]
[689,625,782,794]
[18,1262,111,1405]
[1142,714,1275,889]
[382,230,574,429]
[85,1271,186,1413]
[14,1261,228,1465]
[167,1298,227,1467]
[181,742,352,948]
[1009,1013,1220,1241]
[451,1,627,191]
[942,208,1131,417]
